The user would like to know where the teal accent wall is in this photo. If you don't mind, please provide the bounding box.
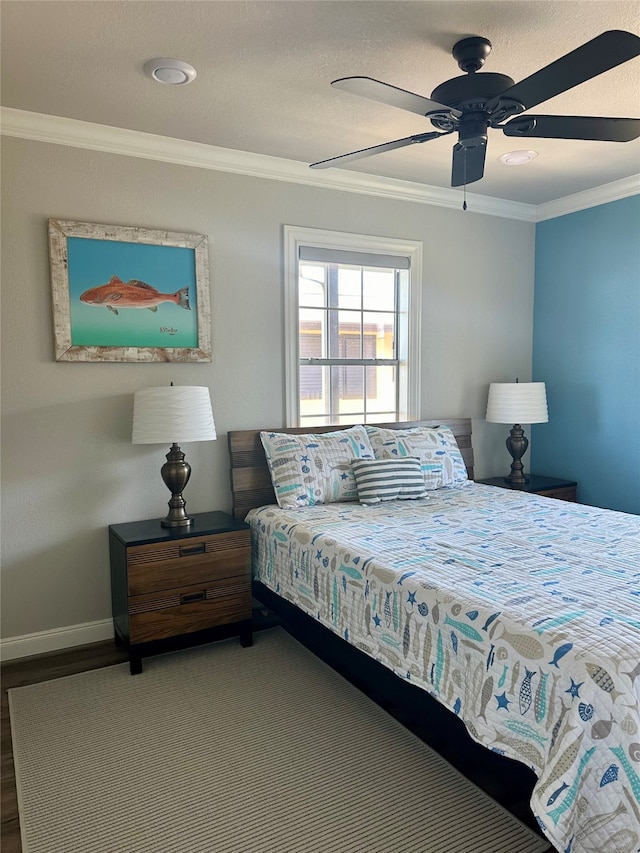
[532,195,640,514]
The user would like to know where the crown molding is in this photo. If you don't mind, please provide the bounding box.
[1,107,536,221]
[3,107,637,222]
[534,174,640,221]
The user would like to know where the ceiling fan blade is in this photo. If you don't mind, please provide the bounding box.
[309,131,445,169]
[504,114,640,142]
[451,140,487,187]
[332,76,460,119]
[497,30,640,111]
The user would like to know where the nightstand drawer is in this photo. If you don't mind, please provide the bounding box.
[537,486,577,502]
[129,580,252,643]
[127,530,250,566]
[127,533,250,596]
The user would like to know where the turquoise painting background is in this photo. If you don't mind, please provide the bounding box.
[67,236,199,347]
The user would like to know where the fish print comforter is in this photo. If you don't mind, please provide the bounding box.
[247,484,640,853]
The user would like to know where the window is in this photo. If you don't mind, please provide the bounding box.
[285,227,422,427]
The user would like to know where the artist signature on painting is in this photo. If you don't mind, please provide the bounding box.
[160,326,178,335]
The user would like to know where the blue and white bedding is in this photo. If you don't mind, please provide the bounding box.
[247,484,640,853]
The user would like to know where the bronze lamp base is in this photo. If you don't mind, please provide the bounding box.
[504,423,530,486]
[160,443,193,527]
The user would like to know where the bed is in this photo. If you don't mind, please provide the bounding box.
[228,419,640,853]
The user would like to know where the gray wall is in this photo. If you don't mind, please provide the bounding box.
[1,136,535,644]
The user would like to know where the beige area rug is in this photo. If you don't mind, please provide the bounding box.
[9,628,550,853]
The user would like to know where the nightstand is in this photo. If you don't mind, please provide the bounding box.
[109,511,252,674]
[475,475,577,502]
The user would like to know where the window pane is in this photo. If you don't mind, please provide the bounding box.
[299,364,327,413]
[363,311,395,359]
[332,364,364,408]
[300,415,332,427]
[299,365,323,402]
[299,264,326,308]
[365,412,396,424]
[363,268,395,312]
[327,309,363,359]
[366,365,396,415]
[336,267,362,309]
[299,309,326,359]
[331,310,361,359]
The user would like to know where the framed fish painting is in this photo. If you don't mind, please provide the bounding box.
[48,219,212,362]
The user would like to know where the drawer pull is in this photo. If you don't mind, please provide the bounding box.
[179,542,206,557]
[180,590,206,604]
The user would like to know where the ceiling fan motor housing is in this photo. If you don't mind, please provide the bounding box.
[430,72,516,111]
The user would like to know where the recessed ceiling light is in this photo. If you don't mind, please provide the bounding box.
[144,58,196,86]
[498,150,539,166]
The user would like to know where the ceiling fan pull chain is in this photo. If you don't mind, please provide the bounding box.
[463,149,468,211]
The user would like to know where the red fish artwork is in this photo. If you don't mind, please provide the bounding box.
[79,276,190,315]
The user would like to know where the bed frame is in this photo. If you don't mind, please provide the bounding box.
[227,418,474,519]
[226,417,541,837]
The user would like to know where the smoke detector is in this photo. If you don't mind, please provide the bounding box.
[499,150,538,166]
[144,58,196,86]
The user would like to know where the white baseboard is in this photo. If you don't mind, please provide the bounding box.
[1,619,114,662]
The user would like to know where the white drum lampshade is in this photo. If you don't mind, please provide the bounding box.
[133,385,216,527]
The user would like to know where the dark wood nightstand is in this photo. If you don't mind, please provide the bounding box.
[475,475,577,502]
[109,511,252,674]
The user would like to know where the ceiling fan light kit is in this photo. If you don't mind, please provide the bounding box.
[310,29,640,191]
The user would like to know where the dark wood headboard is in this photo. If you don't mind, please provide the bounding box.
[227,418,474,519]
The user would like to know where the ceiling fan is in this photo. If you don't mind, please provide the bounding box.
[310,30,640,188]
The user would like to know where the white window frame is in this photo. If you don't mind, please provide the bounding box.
[284,225,422,427]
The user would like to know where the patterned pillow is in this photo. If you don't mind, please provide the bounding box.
[260,425,374,508]
[351,457,428,505]
[365,425,468,490]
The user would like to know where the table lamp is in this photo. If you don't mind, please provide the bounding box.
[132,385,216,527]
[485,381,548,486]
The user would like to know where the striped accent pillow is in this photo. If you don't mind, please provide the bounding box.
[351,457,428,505]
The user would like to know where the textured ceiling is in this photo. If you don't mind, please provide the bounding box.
[1,0,639,205]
